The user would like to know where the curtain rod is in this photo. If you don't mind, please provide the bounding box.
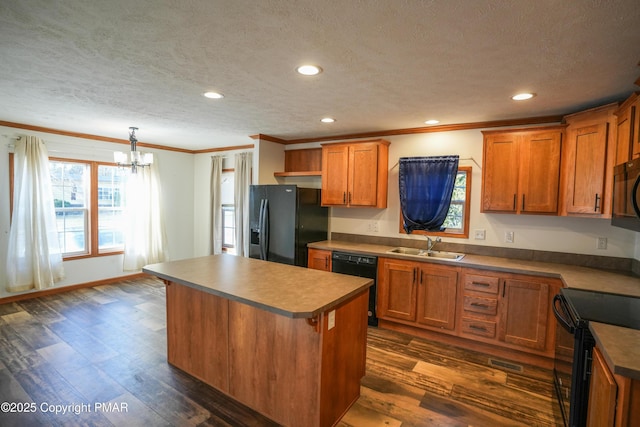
[390,157,481,170]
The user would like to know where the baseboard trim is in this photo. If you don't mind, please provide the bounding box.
[0,273,150,304]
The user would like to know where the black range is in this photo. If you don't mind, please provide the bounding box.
[553,288,640,427]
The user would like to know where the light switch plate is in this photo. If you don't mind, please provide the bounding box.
[504,231,514,243]
[328,310,336,330]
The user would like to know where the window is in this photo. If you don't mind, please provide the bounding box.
[221,171,236,254]
[49,159,127,258]
[399,166,471,238]
[97,164,127,251]
[50,160,89,255]
[222,205,235,250]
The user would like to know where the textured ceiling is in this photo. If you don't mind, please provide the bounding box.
[0,0,639,150]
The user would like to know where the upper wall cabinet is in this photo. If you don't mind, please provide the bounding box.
[481,126,564,214]
[614,92,639,164]
[560,103,618,217]
[321,139,390,208]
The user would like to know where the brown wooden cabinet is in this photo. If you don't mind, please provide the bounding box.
[377,257,458,333]
[614,93,638,165]
[377,258,417,322]
[499,277,549,351]
[587,346,618,427]
[459,268,559,355]
[274,148,322,177]
[307,248,332,271]
[481,126,564,214]
[416,265,458,331]
[561,103,618,217]
[587,345,640,427]
[321,139,390,208]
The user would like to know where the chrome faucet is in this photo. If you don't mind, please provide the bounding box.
[426,236,441,252]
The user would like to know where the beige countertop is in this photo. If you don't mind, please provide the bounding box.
[309,239,640,379]
[308,240,640,297]
[143,254,372,319]
[590,322,640,381]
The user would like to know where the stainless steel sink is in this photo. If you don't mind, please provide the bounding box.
[387,247,465,261]
[387,247,426,256]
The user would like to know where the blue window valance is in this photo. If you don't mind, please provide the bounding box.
[399,155,459,233]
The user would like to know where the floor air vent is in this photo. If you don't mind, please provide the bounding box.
[488,358,523,373]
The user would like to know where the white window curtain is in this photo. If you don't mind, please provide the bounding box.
[210,155,224,254]
[234,152,252,257]
[6,136,65,292]
[123,160,168,271]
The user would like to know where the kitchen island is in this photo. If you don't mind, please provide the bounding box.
[143,254,373,427]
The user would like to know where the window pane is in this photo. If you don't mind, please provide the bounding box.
[51,161,89,255]
[443,172,466,232]
[97,165,127,251]
[222,205,236,252]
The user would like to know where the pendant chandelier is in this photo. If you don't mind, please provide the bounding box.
[113,127,153,173]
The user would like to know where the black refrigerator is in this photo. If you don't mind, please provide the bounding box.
[249,185,328,267]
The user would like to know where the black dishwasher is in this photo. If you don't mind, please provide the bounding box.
[331,251,378,326]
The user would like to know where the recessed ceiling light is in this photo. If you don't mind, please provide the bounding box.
[297,65,322,76]
[425,119,440,125]
[204,91,224,99]
[512,93,535,101]
[320,117,335,123]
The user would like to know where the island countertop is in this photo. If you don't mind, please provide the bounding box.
[143,254,373,318]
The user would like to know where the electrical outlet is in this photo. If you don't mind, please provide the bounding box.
[597,237,608,250]
[504,231,514,244]
[474,229,486,240]
[367,221,379,232]
[327,310,336,330]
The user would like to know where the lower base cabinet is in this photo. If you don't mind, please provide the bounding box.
[587,346,640,427]
[377,257,458,333]
[377,260,561,358]
[307,248,332,271]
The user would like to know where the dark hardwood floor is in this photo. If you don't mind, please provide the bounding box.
[0,277,563,426]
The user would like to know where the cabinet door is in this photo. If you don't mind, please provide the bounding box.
[565,123,608,214]
[519,131,562,213]
[307,248,331,271]
[633,97,640,159]
[321,145,349,206]
[348,143,379,207]
[586,346,617,427]
[482,133,519,212]
[615,103,634,165]
[498,278,549,351]
[377,259,417,322]
[416,266,458,331]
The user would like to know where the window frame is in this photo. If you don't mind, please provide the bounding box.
[9,154,127,260]
[398,166,472,239]
[221,204,236,250]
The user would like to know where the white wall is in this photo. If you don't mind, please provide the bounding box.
[0,126,195,298]
[255,139,285,185]
[288,130,639,258]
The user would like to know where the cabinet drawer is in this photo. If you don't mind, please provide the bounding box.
[461,317,497,338]
[463,295,498,315]
[464,274,499,294]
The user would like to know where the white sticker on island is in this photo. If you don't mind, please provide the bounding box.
[328,310,336,330]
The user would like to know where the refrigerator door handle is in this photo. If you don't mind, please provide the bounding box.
[262,199,269,259]
[258,199,266,260]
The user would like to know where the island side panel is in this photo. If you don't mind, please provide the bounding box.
[319,289,369,427]
[228,300,323,427]
[165,281,230,392]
